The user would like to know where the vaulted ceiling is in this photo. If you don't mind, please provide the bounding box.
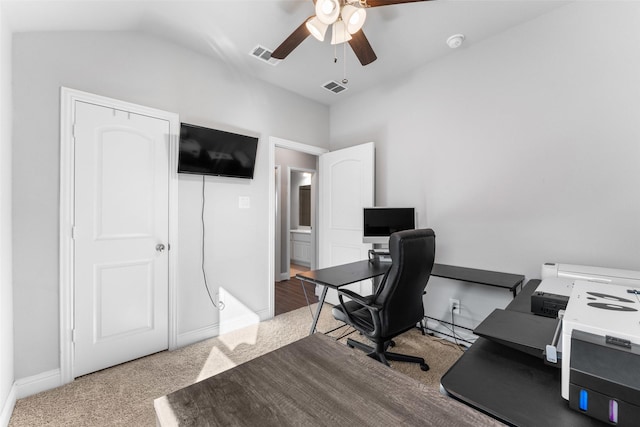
[3,0,569,105]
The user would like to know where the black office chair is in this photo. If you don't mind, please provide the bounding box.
[332,228,436,371]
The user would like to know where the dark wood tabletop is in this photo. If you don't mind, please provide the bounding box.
[155,333,502,426]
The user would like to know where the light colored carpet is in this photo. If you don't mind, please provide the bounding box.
[9,304,464,426]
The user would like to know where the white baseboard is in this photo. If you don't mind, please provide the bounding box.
[0,383,16,427]
[221,308,271,334]
[425,319,475,348]
[279,272,290,281]
[176,308,271,348]
[8,308,271,410]
[176,323,220,348]
[14,369,62,399]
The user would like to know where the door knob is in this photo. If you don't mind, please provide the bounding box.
[156,243,166,253]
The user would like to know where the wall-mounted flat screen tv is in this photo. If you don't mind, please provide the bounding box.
[177,123,258,179]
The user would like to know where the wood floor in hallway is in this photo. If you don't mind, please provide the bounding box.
[275,264,319,316]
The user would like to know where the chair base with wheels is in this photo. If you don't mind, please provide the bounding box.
[346,337,430,372]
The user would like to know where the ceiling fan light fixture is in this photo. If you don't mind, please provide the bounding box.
[330,20,352,45]
[306,17,328,41]
[316,0,340,25]
[341,5,367,34]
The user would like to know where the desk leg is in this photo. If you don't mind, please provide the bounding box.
[512,280,524,298]
[309,285,328,336]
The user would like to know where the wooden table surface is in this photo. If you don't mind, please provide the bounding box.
[154,333,502,426]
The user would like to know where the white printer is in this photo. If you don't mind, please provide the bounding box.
[561,280,640,425]
[532,263,640,317]
[542,262,640,287]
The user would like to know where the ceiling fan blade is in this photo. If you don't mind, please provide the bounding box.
[363,0,433,7]
[271,17,313,60]
[348,30,377,66]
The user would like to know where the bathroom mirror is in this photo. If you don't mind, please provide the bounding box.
[299,185,311,226]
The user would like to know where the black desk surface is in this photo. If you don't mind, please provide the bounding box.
[431,263,524,293]
[297,260,525,293]
[295,260,388,288]
[505,279,539,314]
[441,280,605,426]
[473,308,560,359]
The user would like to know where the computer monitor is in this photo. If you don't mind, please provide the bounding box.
[363,207,416,245]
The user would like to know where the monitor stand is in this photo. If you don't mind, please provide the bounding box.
[369,248,391,263]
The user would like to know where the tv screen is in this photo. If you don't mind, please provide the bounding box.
[177,123,258,179]
[363,207,416,244]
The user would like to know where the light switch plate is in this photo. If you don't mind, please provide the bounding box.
[239,196,250,209]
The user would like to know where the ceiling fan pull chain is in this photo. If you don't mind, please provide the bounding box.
[342,42,348,84]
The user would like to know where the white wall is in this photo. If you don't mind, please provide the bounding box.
[330,2,640,335]
[0,6,15,425]
[12,31,329,381]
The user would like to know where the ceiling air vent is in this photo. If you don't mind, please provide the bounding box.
[250,45,280,66]
[322,80,348,94]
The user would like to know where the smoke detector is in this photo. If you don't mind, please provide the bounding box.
[446,34,465,49]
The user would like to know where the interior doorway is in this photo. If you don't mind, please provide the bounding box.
[288,168,315,273]
[268,137,327,318]
[274,150,318,314]
[268,139,375,318]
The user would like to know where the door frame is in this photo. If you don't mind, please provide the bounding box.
[274,165,282,282]
[59,87,180,384]
[268,136,327,318]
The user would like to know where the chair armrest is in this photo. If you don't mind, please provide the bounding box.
[337,288,377,308]
[337,289,383,336]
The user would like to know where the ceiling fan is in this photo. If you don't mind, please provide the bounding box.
[271,0,433,66]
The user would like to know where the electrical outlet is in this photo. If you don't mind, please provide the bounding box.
[216,290,226,311]
[449,298,460,315]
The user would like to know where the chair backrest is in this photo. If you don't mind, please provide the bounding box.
[374,228,436,339]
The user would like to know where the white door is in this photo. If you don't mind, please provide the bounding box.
[73,101,170,377]
[319,142,375,305]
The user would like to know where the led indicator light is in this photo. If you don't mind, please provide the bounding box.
[579,389,588,411]
[609,400,618,423]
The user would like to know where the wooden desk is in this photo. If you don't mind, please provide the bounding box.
[154,333,501,426]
